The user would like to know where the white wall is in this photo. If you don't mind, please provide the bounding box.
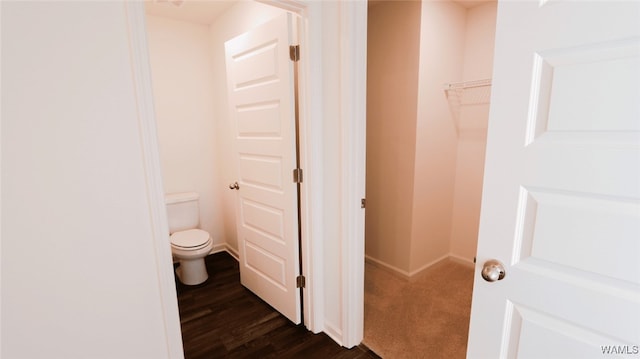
[449,2,497,262]
[365,0,496,275]
[144,2,286,254]
[145,15,221,245]
[365,0,421,273]
[1,1,370,352]
[2,2,181,358]
[462,2,497,81]
[365,0,466,276]
[410,0,466,273]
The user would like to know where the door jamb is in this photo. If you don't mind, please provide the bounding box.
[123,3,184,358]
[336,1,368,348]
[263,2,368,346]
[259,0,325,334]
[127,0,368,352]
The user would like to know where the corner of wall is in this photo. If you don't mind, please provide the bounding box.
[408,0,466,273]
[364,0,421,274]
[449,1,497,263]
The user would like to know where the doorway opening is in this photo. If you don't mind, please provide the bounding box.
[142,0,309,346]
[363,1,497,357]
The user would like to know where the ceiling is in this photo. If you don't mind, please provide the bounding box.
[144,0,237,25]
[145,0,496,25]
[450,0,495,8]
[368,0,495,8]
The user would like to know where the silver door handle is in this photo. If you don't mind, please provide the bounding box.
[481,259,506,282]
[229,182,239,190]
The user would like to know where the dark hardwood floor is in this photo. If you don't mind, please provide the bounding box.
[175,252,380,359]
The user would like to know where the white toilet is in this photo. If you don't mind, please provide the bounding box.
[165,192,213,285]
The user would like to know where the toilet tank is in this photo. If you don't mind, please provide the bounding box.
[165,192,200,234]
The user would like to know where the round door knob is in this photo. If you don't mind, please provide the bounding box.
[481,259,506,282]
[229,182,239,190]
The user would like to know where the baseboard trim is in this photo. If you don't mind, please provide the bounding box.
[209,244,239,261]
[224,245,239,261]
[365,253,475,280]
[449,254,475,269]
[364,255,411,279]
[323,320,344,347]
[407,254,450,279]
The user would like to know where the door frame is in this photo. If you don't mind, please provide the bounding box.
[258,0,324,332]
[123,3,184,357]
[126,0,368,353]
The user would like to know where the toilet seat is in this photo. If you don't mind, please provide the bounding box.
[170,229,210,250]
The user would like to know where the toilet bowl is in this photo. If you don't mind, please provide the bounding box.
[171,228,213,285]
[165,192,213,285]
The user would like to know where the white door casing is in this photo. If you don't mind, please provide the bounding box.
[124,0,369,349]
[467,1,640,358]
[225,13,301,324]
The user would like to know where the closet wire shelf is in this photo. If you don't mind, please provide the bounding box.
[444,78,492,132]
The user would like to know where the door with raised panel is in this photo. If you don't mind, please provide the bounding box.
[467,1,640,357]
[225,13,301,324]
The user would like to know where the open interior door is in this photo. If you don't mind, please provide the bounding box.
[468,1,640,357]
[225,13,301,324]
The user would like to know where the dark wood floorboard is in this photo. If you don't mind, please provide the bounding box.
[175,252,380,359]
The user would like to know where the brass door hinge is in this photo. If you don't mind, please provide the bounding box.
[296,275,306,288]
[289,45,300,62]
[293,168,303,183]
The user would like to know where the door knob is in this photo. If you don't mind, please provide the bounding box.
[229,182,239,190]
[481,259,506,282]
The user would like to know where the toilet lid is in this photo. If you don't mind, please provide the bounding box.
[170,229,210,249]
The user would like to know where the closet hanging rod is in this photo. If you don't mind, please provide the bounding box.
[444,78,492,90]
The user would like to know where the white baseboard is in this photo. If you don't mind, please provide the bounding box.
[173,243,235,264]
[365,253,475,280]
[364,255,411,279]
[209,243,239,261]
[407,254,450,278]
[449,253,475,268]
[209,243,226,255]
[224,245,239,261]
[323,320,344,347]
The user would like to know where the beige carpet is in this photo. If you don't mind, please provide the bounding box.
[363,259,475,359]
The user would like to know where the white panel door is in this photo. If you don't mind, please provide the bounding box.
[468,1,640,358]
[225,13,301,324]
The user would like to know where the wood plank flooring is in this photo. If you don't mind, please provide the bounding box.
[175,252,380,359]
